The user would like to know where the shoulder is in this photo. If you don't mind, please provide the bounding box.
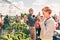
[48,17,55,24]
[48,17,55,22]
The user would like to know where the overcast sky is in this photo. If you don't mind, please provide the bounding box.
[0,0,60,16]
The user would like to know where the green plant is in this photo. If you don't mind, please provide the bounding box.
[1,22,30,40]
[1,32,31,40]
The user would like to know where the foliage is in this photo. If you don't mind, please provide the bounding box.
[1,22,30,40]
[21,13,28,19]
[1,32,31,40]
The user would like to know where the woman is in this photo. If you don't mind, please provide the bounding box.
[40,6,56,40]
[35,15,41,40]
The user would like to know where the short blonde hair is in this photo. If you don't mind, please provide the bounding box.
[29,8,33,12]
[42,6,52,14]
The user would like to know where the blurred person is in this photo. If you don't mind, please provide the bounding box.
[15,15,21,23]
[23,15,28,23]
[4,15,9,25]
[0,14,3,37]
[21,15,28,23]
[18,16,21,23]
[35,15,41,40]
[37,12,44,22]
[27,8,37,40]
[58,12,60,29]
[3,15,9,29]
[40,16,44,22]
[58,12,60,23]
[37,12,40,16]
[40,6,56,40]
[54,14,58,22]
[53,14,59,29]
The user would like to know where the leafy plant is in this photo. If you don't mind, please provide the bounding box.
[1,22,30,40]
[1,32,31,40]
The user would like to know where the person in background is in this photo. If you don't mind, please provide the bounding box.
[58,12,60,23]
[4,15,9,25]
[53,14,58,22]
[3,15,9,29]
[0,14,3,37]
[21,15,28,23]
[15,15,21,23]
[40,6,56,40]
[35,15,41,40]
[24,15,28,23]
[53,14,58,29]
[27,8,37,40]
[58,12,60,29]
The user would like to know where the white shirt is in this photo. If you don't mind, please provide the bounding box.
[41,17,56,38]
